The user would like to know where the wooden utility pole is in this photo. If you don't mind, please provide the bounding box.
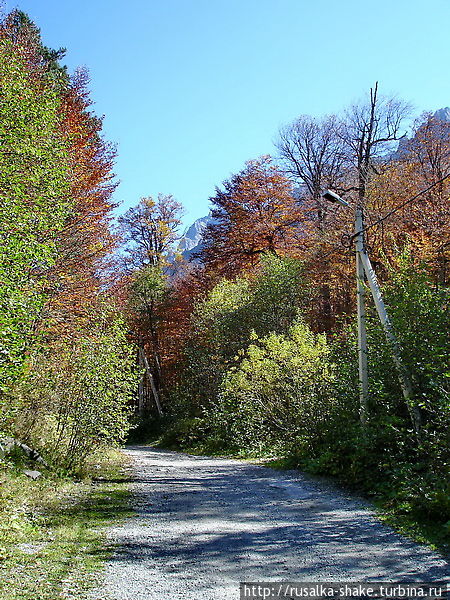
[355,205,369,424]
[139,347,163,417]
[322,190,420,435]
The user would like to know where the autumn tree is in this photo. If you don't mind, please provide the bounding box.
[118,194,184,412]
[37,70,119,345]
[119,195,183,270]
[200,156,306,276]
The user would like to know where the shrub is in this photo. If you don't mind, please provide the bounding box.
[183,255,307,413]
[14,311,139,472]
[207,318,341,453]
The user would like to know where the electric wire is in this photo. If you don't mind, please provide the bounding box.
[349,171,450,244]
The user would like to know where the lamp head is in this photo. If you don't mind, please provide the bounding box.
[322,189,350,208]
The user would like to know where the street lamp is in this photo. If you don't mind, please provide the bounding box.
[321,190,420,434]
[321,189,350,208]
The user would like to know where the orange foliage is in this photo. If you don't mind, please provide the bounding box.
[43,71,118,340]
[200,156,310,276]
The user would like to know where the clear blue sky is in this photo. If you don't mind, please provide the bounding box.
[5,0,450,227]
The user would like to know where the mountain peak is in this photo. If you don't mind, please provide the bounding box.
[432,107,450,122]
[177,212,215,260]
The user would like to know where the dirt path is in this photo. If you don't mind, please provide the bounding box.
[91,446,449,599]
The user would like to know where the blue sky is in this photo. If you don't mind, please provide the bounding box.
[5,0,450,227]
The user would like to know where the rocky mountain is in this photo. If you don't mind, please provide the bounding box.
[394,107,450,159]
[432,107,450,122]
[177,212,215,261]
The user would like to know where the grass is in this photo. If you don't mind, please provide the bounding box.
[375,504,450,558]
[0,447,132,600]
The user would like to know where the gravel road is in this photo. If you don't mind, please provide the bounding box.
[91,446,449,600]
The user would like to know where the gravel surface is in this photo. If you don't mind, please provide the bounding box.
[91,446,449,600]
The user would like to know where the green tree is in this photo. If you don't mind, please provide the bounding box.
[0,33,70,398]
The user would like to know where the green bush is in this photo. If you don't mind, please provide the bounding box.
[182,255,307,413]
[206,318,341,453]
[14,311,139,472]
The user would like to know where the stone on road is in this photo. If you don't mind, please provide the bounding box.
[92,446,449,600]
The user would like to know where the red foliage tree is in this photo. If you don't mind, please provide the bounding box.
[43,70,118,341]
[200,156,308,276]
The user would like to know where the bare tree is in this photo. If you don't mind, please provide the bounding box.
[276,114,348,223]
[341,82,411,205]
[276,116,350,330]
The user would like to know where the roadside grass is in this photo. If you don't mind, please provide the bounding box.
[0,448,132,600]
[375,506,450,558]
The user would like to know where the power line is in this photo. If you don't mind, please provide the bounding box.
[349,171,450,244]
[309,172,449,258]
